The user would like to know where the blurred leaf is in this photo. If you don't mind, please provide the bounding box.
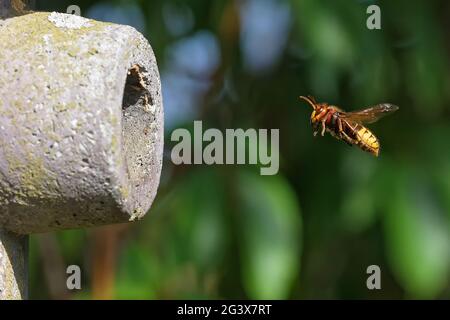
[237,170,302,299]
[339,151,378,233]
[418,126,450,221]
[294,0,356,68]
[115,244,158,299]
[146,168,230,298]
[340,188,375,233]
[170,168,228,271]
[382,167,450,298]
[56,229,86,262]
[29,235,46,299]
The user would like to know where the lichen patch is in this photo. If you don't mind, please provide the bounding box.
[48,12,92,29]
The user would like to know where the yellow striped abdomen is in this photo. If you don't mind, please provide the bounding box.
[356,127,380,157]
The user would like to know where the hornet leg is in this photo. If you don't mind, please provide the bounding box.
[337,119,354,146]
[312,108,328,137]
[321,120,326,136]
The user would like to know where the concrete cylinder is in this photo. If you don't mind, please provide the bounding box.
[0,228,27,299]
[0,12,164,234]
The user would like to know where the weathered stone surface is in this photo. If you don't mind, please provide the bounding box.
[0,12,164,234]
[0,228,27,299]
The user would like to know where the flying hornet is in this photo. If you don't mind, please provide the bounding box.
[299,96,399,157]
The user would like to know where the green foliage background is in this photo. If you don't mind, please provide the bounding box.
[29,0,450,299]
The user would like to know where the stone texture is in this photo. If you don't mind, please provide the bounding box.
[0,228,27,299]
[0,12,164,234]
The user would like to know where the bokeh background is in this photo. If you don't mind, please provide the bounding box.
[28,0,450,299]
